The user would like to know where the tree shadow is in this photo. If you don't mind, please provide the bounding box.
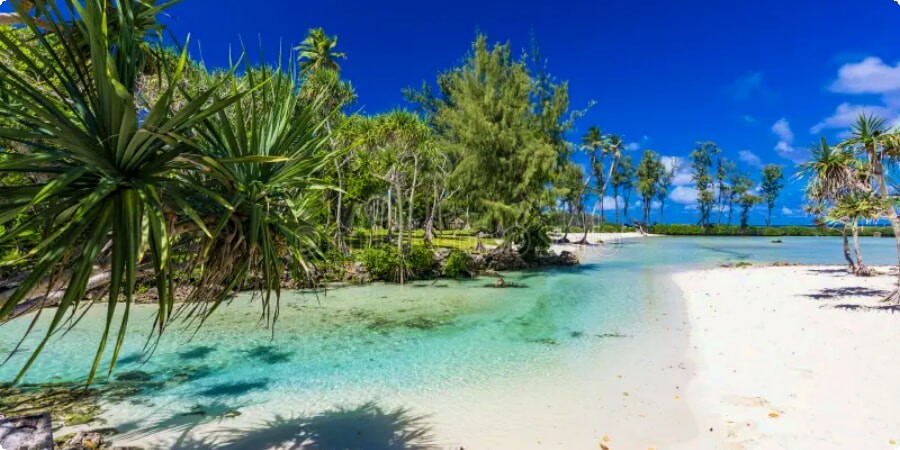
[114,401,244,440]
[244,345,293,365]
[829,304,900,313]
[805,286,890,300]
[164,402,438,450]
[805,268,851,275]
[179,346,217,361]
[199,380,270,398]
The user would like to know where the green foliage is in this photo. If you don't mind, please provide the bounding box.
[443,251,472,278]
[418,34,571,259]
[647,224,894,237]
[360,246,401,281]
[636,150,664,223]
[359,245,436,281]
[761,164,785,226]
[690,142,720,226]
[406,246,437,279]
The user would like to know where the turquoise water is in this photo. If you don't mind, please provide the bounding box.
[0,236,896,446]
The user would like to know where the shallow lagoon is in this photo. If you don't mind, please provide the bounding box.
[1,236,895,448]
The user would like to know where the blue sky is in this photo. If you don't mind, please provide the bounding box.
[9,0,899,224]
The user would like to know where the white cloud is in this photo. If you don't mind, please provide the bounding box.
[781,206,794,215]
[626,142,641,151]
[742,114,757,124]
[811,102,896,133]
[669,186,698,205]
[600,195,623,206]
[738,150,763,168]
[771,118,793,143]
[813,56,900,135]
[660,156,693,186]
[771,118,805,163]
[830,57,900,95]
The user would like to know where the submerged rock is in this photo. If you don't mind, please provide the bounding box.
[0,413,53,450]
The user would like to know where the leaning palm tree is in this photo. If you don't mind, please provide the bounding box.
[589,133,622,226]
[295,28,346,74]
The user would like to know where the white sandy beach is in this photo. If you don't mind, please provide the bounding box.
[673,265,900,449]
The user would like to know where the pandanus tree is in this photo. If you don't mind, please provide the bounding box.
[0,1,333,382]
[798,137,867,274]
[839,115,900,297]
[828,191,882,276]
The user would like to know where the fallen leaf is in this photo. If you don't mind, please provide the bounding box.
[600,444,610,450]
[675,395,680,400]
[768,412,779,418]
[602,434,610,442]
[889,439,896,445]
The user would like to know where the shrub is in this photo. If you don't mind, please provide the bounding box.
[359,245,437,281]
[646,224,894,237]
[360,246,400,281]
[444,251,471,278]
[405,246,437,278]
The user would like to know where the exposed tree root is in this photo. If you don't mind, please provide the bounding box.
[882,287,900,305]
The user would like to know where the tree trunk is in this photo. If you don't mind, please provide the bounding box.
[599,196,605,224]
[851,221,871,276]
[842,224,857,273]
[423,182,439,246]
[386,188,394,242]
[872,155,900,302]
[407,154,419,238]
[614,193,620,226]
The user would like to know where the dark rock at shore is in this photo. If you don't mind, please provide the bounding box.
[537,250,579,267]
[1,413,53,450]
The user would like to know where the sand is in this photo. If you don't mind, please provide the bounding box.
[673,265,900,449]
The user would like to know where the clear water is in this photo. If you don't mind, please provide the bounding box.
[0,236,895,447]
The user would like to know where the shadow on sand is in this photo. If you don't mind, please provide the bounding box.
[117,402,437,450]
[805,286,890,300]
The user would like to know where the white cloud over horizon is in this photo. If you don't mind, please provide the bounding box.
[771,118,806,163]
[669,186,698,205]
[813,56,900,134]
[738,150,763,168]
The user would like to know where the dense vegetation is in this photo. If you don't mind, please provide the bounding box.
[0,0,898,385]
[646,224,894,237]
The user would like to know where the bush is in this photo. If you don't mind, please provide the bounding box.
[444,251,471,278]
[359,245,437,281]
[360,246,400,281]
[405,246,437,278]
[646,224,894,237]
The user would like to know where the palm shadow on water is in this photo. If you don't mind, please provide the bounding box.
[156,402,437,450]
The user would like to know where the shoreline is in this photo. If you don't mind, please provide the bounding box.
[672,264,900,448]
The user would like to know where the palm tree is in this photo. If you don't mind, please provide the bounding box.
[590,133,622,226]
[798,137,863,274]
[840,115,900,300]
[571,126,603,244]
[295,28,346,74]
[829,191,882,276]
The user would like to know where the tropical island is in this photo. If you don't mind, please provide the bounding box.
[0,1,899,449]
